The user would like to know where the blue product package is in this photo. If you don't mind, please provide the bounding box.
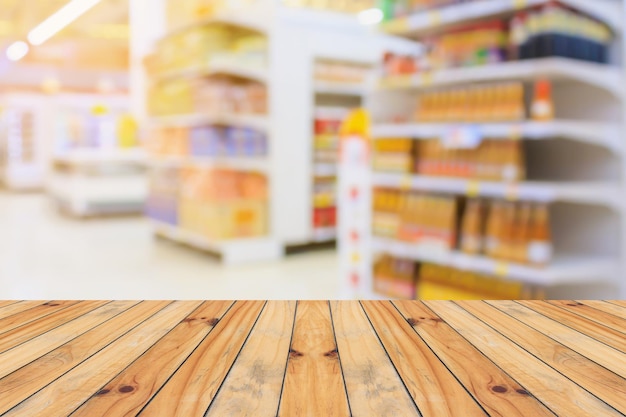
[225,127,241,156]
[191,126,222,156]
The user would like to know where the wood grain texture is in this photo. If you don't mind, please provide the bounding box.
[546,300,626,333]
[0,301,19,308]
[607,301,626,307]
[0,301,47,320]
[486,301,626,378]
[278,301,349,417]
[521,301,626,352]
[0,301,109,354]
[392,300,554,417]
[206,301,296,416]
[426,300,622,417]
[0,301,137,379]
[138,301,266,417]
[72,301,233,417]
[0,301,172,415]
[0,300,623,417]
[330,300,420,417]
[3,301,202,417]
[458,300,626,414]
[362,301,487,417]
[577,300,626,319]
[0,300,81,337]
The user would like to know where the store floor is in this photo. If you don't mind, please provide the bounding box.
[0,192,340,300]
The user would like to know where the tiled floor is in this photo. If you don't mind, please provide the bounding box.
[0,192,340,300]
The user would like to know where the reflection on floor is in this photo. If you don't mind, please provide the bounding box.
[0,192,340,300]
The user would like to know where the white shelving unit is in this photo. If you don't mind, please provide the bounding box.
[49,148,148,217]
[372,121,623,152]
[380,0,622,37]
[379,58,622,93]
[0,94,46,191]
[151,220,282,265]
[343,0,626,299]
[131,0,414,262]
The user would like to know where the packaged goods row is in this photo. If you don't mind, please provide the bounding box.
[372,188,553,266]
[145,24,267,76]
[146,167,268,239]
[148,77,267,117]
[314,60,371,84]
[373,254,546,300]
[147,125,267,157]
[313,108,346,165]
[382,3,612,77]
[1,110,36,164]
[374,137,525,182]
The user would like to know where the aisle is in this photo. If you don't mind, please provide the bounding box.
[0,192,339,300]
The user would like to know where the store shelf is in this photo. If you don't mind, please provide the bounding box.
[153,63,268,84]
[147,155,268,172]
[371,120,623,152]
[48,173,148,217]
[371,237,618,286]
[162,10,270,40]
[150,113,269,132]
[151,221,282,264]
[53,149,147,166]
[380,0,622,37]
[313,163,337,177]
[378,58,622,95]
[372,172,622,209]
[314,81,366,96]
[312,227,337,242]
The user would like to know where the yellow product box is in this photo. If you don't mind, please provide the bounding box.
[221,200,268,239]
[178,198,199,233]
[418,281,485,300]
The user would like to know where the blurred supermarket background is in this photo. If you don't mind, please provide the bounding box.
[0,0,625,300]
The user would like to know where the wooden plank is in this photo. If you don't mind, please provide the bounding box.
[426,301,622,417]
[392,301,553,417]
[278,301,350,417]
[546,300,626,333]
[72,301,233,417]
[0,301,172,415]
[0,301,19,309]
[521,301,625,353]
[137,300,266,416]
[607,301,626,307]
[362,301,487,416]
[0,301,47,319]
[0,301,138,379]
[458,300,626,414]
[206,301,296,416]
[0,301,109,354]
[578,301,626,320]
[329,300,419,417]
[3,301,203,417]
[0,300,81,336]
[486,301,626,378]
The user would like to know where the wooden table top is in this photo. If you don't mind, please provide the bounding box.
[0,300,624,416]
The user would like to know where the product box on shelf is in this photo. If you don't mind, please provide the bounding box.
[177,167,268,240]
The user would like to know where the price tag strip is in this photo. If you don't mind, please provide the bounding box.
[442,125,482,149]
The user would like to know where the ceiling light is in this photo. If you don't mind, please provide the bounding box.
[27,0,102,46]
[358,8,384,26]
[6,41,29,62]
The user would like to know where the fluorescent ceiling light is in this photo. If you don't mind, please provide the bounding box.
[27,0,102,46]
[6,41,29,62]
[358,8,384,26]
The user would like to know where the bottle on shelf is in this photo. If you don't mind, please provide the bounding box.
[531,79,555,121]
[528,204,553,266]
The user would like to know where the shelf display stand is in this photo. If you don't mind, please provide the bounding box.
[131,0,415,263]
[340,0,626,299]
